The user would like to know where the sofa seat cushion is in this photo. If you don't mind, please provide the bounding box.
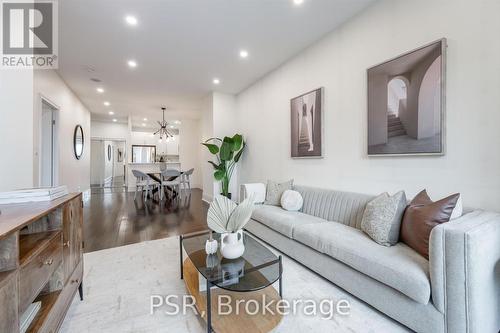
[251,205,326,238]
[293,222,431,304]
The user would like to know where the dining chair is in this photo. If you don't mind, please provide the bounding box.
[180,168,194,192]
[159,169,181,200]
[132,170,159,201]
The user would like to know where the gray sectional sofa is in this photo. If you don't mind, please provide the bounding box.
[242,184,500,333]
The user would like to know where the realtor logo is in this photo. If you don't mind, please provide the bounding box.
[1,0,58,68]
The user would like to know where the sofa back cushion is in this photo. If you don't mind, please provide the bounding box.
[293,185,375,229]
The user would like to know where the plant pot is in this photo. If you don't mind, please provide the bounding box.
[220,192,232,199]
[220,230,245,259]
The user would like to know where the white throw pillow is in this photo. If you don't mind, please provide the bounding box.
[450,195,463,219]
[281,190,303,211]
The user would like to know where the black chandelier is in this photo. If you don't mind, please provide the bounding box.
[154,107,174,140]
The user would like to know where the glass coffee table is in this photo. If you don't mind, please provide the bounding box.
[180,230,283,333]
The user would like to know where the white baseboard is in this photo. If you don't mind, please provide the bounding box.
[202,193,213,203]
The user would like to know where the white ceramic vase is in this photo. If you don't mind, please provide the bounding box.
[220,230,245,259]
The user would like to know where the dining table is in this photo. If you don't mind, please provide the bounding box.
[147,171,184,197]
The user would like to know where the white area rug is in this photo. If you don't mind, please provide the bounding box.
[60,237,409,333]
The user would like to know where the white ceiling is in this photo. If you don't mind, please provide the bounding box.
[58,0,376,127]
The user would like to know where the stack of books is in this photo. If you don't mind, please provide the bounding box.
[0,186,68,205]
[20,301,41,333]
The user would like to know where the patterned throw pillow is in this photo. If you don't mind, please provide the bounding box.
[361,191,407,246]
[265,179,294,206]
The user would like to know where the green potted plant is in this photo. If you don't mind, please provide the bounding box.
[202,134,245,199]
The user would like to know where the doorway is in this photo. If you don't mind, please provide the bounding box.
[40,100,58,187]
[90,139,126,191]
[387,77,408,138]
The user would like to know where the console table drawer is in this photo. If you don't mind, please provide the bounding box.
[19,232,63,313]
[38,261,83,333]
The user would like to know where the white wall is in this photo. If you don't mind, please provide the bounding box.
[213,92,239,200]
[91,120,129,141]
[201,94,215,201]
[200,92,240,201]
[0,70,34,191]
[90,140,103,185]
[179,119,202,188]
[235,0,500,211]
[33,70,91,194]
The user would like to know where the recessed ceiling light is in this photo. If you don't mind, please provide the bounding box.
[213,78,220,85]
[96,87,104,93]
[104,101,110,106]
[108,111,114,115]
[143,118,147,121]
[142,123,146,127]
[239,50,249,58]
[293,0,304,5]
[125,15,138,26]
[112,118,117,122]
[127,60,137,68]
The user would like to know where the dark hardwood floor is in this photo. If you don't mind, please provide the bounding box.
[83,189,208,253]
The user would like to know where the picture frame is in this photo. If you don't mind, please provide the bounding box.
[367,39,446,156]
[290,87,324,158]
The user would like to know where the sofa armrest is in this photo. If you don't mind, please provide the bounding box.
[239,183,266,203]
[429,210,500,333]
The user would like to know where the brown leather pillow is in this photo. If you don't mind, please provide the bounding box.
[400,190,460,259]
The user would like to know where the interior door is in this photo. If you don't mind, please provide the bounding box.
[41,101,56,187]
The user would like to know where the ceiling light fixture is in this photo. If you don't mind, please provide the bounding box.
[154,107,174,140]
[104,101,110,106]
[142,123,146,127]
[96,87,104,93]
[174,120,181,125]
[293,0,304,5]
[112,118,117,122]
[108,111,114,115]
[143,118,147,121]
[125,15,138,26]
[239,50,249,58]
[213,78,220,85]
[127,60,137,68]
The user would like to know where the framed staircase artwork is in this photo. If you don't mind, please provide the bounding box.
[290,87,324,158]
[367,38,446,156]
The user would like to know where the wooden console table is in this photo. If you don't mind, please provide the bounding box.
[0,193,84,333]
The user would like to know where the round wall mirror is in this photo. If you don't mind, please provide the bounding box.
[73,125,84,160]
[107,144,112,161]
